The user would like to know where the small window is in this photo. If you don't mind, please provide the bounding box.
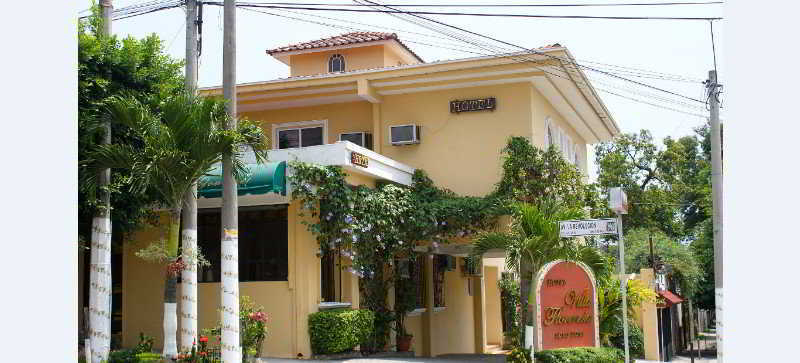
[193,207,289,283]
[328,54,345,73]
[277,126,324,149]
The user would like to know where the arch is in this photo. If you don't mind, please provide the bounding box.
[328,54,345,73]
[534,259,600,350]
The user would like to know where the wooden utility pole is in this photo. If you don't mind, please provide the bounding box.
[220,0,240,361]
[88,1,113,362]
[179,0,200,353]
[707,70,723,362]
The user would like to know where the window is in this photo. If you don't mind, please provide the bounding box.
[328,54,345,73]
[195,206,289,282]
[273,120,327,149]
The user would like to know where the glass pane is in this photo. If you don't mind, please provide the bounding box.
[301,127,323,147]
[391,125,414,143]
[340,133,363,146]
[278,129,300,149]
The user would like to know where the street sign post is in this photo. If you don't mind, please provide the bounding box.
[559,218,618,238]
[559,187,631,363]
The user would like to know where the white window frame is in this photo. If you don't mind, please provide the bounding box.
[271,119,328,150]
[328,54,345,73]
[544,117,553,148]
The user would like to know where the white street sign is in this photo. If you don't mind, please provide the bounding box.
[559,218,618,237]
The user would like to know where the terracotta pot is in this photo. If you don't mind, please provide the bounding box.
[396,335,413,352]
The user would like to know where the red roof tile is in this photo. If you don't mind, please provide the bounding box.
[657,289,685,307]
[266,32,423,62]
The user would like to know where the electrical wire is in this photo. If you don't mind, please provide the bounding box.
[214,2,723,21]
[237,2,724,7]
[353,0,709,118]
[241,1,710,117]
[346,0,709,104]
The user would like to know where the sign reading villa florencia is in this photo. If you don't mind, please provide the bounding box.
[350,151,369,168]
[535,260,599,350]
[559,218,617,237]
[449,97,496,113]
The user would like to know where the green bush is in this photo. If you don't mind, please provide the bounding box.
[506,347,532,363]
[609,319,644,359]
[134,352,163,362]
[308,308,375,355]
[533,347,624,363]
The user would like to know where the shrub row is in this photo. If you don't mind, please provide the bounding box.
[308,309,375,355]
[533,347,624,363]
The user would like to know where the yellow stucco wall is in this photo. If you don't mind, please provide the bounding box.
[530,86,589,175]
[378,82,534,197]
[122,199,324,359]
[484,266,503,346]
[289,46,386,77]
[430,264,476,356]
[241,101,373,149]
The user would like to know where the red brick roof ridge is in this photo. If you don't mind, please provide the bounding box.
[266,31,424,63]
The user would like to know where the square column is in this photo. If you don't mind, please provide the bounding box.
[472,273,487,353]
[421,253,434,357]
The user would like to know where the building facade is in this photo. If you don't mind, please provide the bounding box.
[116,32,620,358]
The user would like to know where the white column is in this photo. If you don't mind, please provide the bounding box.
[221,229,241,362]
[89,217,112,363]
[180,229,198,351]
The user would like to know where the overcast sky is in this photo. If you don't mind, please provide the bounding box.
[90,0,725,180]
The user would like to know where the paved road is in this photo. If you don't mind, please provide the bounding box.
[259,354,507,362]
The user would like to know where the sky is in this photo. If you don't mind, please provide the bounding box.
[86,0,725,180]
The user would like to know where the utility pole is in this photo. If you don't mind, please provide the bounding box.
[707,70,723,362]
[88,1,113,362]
[221,0,240,362]
[179,0,200,353]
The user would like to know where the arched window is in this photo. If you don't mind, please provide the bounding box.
[328,54,345,73]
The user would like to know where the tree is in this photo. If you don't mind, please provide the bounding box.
[495,137,589,210]
[79,12,184,361]
[621,228,702,298]
[79,15,184,241]
[83,91,268,358]
[690,219,715,309]
[471,200,611,358]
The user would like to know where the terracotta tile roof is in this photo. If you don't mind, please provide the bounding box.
[266,31,424,62]
[657,289,685,307]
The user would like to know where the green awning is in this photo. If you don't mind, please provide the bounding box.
[198,161,287,198]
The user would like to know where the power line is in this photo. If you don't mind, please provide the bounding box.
[238,1,724,7]
[346,0,707,104]
[213,2,723,21]
[354,0,708,117]
[268,5,704,83]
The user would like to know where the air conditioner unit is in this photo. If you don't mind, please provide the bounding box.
[339,132,373,150]
[390,124,421,145]
[461,257,483,277]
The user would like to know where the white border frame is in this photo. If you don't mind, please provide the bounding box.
[389,124,420,145]
[534,259,600,351]
[271,119,328,150]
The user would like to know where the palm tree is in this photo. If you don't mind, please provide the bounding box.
[471,199,610,358]
[84,91,268,358]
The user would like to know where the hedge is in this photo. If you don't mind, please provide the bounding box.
[609,319,644,359]
[308,309,375,355]
[533,347,624,363]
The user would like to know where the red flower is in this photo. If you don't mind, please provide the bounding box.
[199,336,209,343]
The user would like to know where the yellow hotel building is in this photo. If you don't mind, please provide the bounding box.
[113,32,620,358]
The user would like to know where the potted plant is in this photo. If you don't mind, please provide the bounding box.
[394,269,417,352]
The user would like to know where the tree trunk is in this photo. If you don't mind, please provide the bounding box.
[89,214,112,363]
[519,260,534,354]
[180,185,198,352]
[163,210,181,358]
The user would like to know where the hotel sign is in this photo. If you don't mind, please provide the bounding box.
[559,218,618,238]
[450,97,496,113]
[350,151,369,168]
[535,260,599,350]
